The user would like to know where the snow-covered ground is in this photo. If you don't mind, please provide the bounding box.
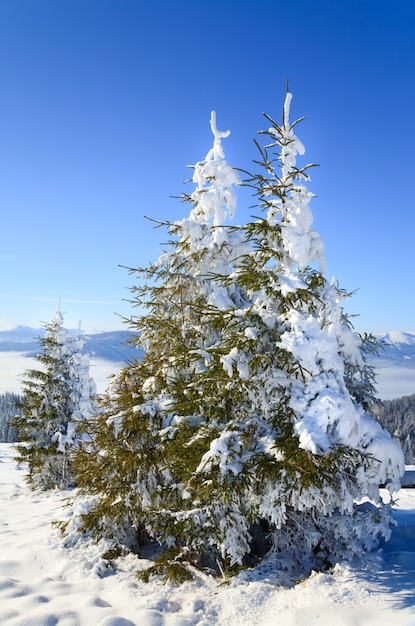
[1,444,415,625]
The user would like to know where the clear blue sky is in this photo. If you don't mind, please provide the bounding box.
[0,0,414,333]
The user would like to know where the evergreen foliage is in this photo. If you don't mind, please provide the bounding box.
[67,91,404,581]
[12,305,98,490]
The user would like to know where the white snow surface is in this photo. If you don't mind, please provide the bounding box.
[1,443,415,626]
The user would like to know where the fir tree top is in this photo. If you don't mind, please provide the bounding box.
[188,111,240,227]
[259,91,326,273]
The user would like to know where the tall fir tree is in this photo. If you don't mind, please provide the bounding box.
[187,90,404,570]
[13,304,98,490]
[66,92,404,581]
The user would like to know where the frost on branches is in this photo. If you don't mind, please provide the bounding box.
[66,92,404,583]
[13,304,98,490]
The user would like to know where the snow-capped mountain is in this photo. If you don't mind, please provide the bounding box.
[0,325,142,363]
[366,333,415,399]
[375,331,415,366]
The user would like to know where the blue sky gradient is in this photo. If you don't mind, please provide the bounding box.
[0,0,414,333]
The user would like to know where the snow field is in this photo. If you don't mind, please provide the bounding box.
[1,444,415,626]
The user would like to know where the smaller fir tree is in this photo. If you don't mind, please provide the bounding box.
[13,304,98,489]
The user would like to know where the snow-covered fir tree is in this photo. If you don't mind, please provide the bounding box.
[66,92,404,582]
[14,303,98,490]
[196,90,404,571]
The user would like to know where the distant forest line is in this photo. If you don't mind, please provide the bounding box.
[368,394,415,463]
[0,392,20,443]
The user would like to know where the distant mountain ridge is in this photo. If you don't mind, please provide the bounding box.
[0,326,414,369]
[375,332,415,367]
[0,325,142,363]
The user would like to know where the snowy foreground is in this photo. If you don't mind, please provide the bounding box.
[1,444,415,626]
